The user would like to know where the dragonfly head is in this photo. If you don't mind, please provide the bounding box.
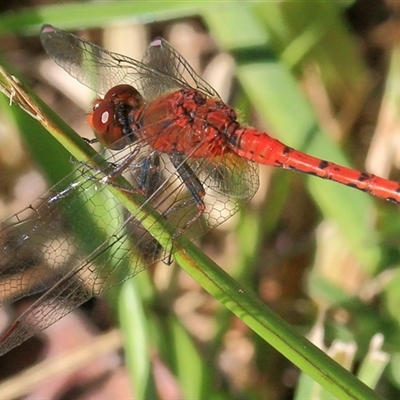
[88,84,144,150]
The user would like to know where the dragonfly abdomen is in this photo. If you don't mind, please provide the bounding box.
[231,128,400,204]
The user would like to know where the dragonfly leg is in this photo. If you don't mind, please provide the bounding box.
[82,137,98,145]
[104,151,162,196]
[69,145,141,181]
[104,146,142,178]
[167,153,206,239]
[72,148,162,198]
[138,153,162,197]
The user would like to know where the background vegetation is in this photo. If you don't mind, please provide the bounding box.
[0,1,398,399]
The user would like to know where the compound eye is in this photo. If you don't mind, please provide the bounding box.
[89,100,113,134]
[104,84,144,109]
[88,100,125,150]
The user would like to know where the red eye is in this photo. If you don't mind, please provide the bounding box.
[88,99,125,150]
[104,84,144,109]
[89,100,112,134]
[87,85,144,151]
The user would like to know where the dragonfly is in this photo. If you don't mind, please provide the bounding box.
[0,24,400,356]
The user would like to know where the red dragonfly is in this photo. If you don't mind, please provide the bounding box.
[0,25,399,356]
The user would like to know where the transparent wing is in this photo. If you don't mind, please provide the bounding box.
[40,25,219,101]
[0,122,256,355]
[0,149,159,355]
[178,152,259,239]
[197,152,259,200]
[141,37,220,100]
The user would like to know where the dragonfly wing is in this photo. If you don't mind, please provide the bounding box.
[141,37,221,100]
[0,219,158,356]
[158,152,259,241]
[40,25,186,100]
[192,152,259,200]
[196,154,259,236]
[0,148,169,355]
[0,169,115,306]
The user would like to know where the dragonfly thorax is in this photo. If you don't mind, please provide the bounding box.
[142,89,240,158]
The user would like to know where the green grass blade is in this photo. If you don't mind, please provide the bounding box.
[0,4,393,397]
[0,52,382,399]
